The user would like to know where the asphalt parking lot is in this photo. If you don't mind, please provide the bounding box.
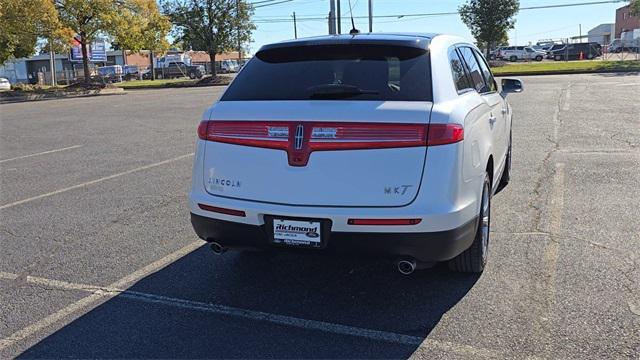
[1,73,639,359]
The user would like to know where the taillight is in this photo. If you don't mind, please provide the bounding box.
[198,121,290,150]
[427,124,464,146]
[197,121,462,166]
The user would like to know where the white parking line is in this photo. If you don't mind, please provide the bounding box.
[0,145,83,164]
[0,153,194,210]
[0,266,501,358]
[0,240,203,352]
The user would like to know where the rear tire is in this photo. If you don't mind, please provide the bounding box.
[449,174,491,273]
[509,55,517,62]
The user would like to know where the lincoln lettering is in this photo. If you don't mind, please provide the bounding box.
[208,178,241,188]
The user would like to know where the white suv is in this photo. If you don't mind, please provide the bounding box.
[499,46,545,61]
[189,33,523,273]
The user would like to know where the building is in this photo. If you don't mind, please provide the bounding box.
[615,5,640,39]
[588,23,614,45]
[0,50,242,84]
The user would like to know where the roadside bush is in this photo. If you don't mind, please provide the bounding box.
[11,83,37,92]
[489,60,508,68]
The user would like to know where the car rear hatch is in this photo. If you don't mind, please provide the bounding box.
[200,42,444,207]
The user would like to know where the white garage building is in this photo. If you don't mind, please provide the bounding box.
[588,23,615,45]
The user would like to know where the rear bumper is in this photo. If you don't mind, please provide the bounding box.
[191,213,478,262]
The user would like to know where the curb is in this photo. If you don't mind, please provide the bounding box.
[493,69,640,77]
[118,81,232,91]
[0,88,126,104]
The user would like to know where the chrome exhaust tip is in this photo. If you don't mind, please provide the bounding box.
[210,242,227,255]
[397,259,416,275]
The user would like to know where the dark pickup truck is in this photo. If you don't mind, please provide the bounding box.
[154,62,205,79]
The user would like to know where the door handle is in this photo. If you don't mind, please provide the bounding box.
[489,116,497,124]
[501,108,508,114]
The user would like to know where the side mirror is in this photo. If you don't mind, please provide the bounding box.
[501,78,524,94]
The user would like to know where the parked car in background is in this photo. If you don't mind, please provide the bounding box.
[97,65,123,82]
[489,46,506,60]
[0,77,11,91]
[155,62,204,79]
[499,46,545,61]
[550,42,602,60]
[608,38,640,53]
[123,65,142,81]
[220,59,239,73]
[546,44,566,59]
[190,33,524,274]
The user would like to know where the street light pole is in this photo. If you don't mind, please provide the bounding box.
[329,0,336,34]
[337,0,341,34]
[293,12,298,39]
[368,0,373,33]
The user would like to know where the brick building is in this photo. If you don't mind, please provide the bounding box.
[615,5,640,38]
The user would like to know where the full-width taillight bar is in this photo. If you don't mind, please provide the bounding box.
[197,121,463,166]
[198,121,463,146]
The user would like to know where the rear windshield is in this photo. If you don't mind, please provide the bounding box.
[221,44,432,101]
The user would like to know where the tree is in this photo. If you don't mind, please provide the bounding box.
[459,0,520,57]
[630,0,640,16]
[53,0,170,82]
[163,0,255,75]
[476,33,509,54]
[0,0,72,64]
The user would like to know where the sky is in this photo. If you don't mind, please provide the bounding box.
[247,0,626,54]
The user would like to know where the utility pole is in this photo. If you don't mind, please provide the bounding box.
[48,37,56,86]
[237,0,242,61]
[579,24,582,42]
[368,0,373,32]
[293,12,298,39]
[337,0,341,34]
[329,0,336,34]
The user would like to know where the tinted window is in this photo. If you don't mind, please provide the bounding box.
[458,47,486,92]
[448,48,471,92]
[222,45,432,101]
[516,46,524,50]
[473,49,496,93]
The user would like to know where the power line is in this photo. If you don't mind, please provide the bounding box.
[252,0,295,9]
[252,0,625,23]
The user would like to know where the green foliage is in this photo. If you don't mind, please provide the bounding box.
[0,0,71,64]
[459,0,519,56]
[630,0,640,16]
[163,0,255,74]
[54,0,170,81]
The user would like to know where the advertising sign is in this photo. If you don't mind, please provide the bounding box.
[69,38,107,62]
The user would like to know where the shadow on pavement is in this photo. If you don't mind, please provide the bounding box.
[594,71,640,77]
[18,246,479,359]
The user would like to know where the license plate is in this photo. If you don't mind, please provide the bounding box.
[272,219,322,247]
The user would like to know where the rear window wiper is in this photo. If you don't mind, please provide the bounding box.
[307,84,379,99]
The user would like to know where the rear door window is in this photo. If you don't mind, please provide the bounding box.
[472,49,497,93]
[222,44,431,101]
[457,47,486,93]
[448,48,472,92]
